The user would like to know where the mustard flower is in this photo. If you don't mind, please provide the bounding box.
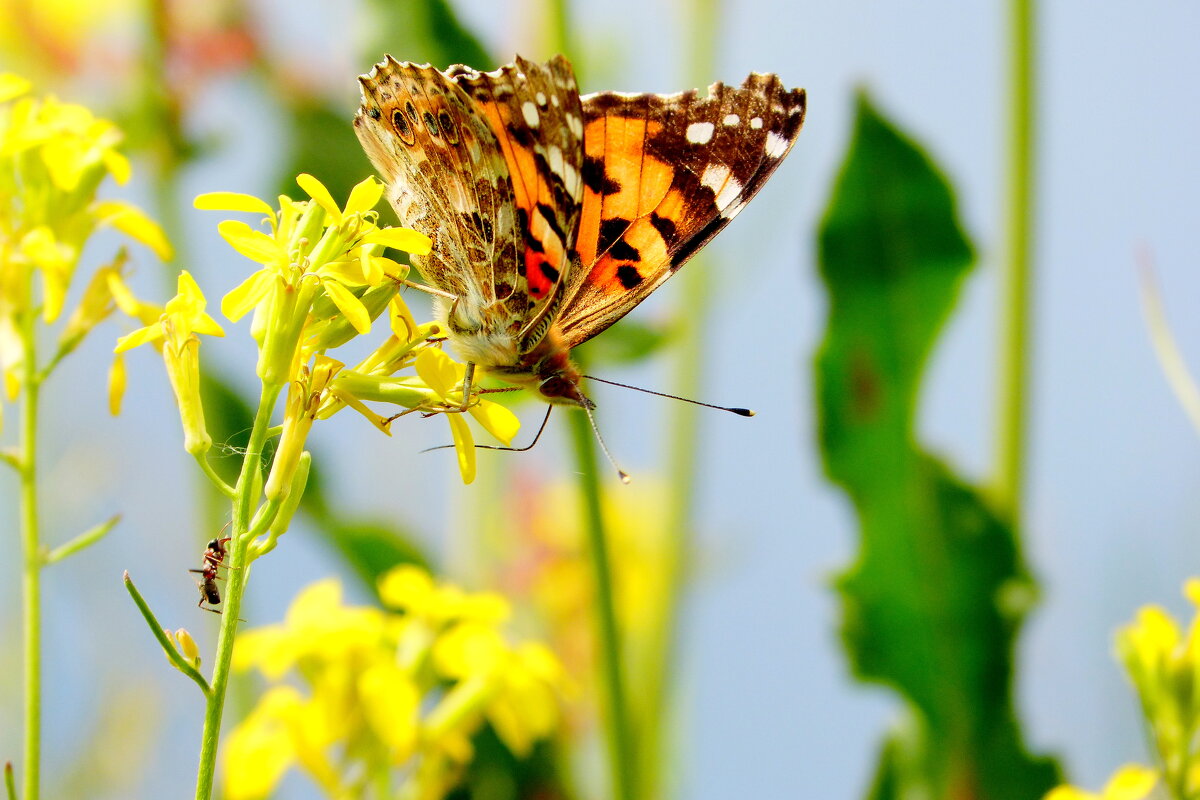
[197,175,519,484]
[413,348,520,484]
[225,566,567,799]
[0,82,169,407]
[1046,580,1200,800]
[113,271,224,454]
[1044,765,1158,800]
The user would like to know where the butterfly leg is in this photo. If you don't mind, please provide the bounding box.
[457,362,476,411]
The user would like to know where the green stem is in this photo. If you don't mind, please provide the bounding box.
[567,411,637,800]
[193,382,282,800]
[19,310,41,800]
[994,0,1035,520]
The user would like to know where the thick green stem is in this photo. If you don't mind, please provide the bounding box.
[994,0,1035,520]
[19,312,41,800]
[193,382,282,800]
[567,411,637,800]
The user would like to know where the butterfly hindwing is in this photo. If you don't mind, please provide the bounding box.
[557,73,807,348]
[355,57,521,331]
[446,55,585,349]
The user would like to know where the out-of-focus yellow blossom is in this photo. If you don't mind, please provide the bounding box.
[481,476,670,739]
[1046,580,1200,800]
[225,566,567,800]
[196,176,518,485]
[0,79,168,425]
[114,271,223,454]
[1044,765,1158,800]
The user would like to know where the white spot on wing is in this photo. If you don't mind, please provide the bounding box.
[723,114,740,126]
[765,131,789,158]
[701,163,743,212]
[566,113,583,139]
[522,101,540,127]
[750,117,763,129]
[536,91,547,106]
[686,121,715,144]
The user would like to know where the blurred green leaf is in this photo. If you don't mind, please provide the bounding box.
[448,727,570,800]
[815,93,1059,800]
[573,318,673,366]
[363,0,492,69]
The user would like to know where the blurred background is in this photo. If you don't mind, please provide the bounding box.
[1,0,1199,798]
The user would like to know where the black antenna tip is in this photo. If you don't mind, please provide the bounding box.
[618,470,632,484]
[732,408,755,417]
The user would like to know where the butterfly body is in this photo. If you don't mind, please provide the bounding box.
[354,54,805,408]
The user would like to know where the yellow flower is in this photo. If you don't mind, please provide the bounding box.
[227,567,566,799]
[414,348,520,484]
[114,271,224,454]
[196,174,430,386]
[1044,764,1158,800]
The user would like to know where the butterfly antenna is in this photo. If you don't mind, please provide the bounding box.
[582,402,631,485]
[582,374,755,416]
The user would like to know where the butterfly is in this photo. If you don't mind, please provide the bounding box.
[354,54,805,409]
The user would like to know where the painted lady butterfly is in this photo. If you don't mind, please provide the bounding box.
[354,55,805,409]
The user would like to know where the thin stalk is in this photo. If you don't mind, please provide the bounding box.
[642,1,721,796]
[994,0,1035,520]
[567,411,637,800]
[193,382,282,800]
[19,310,41,800]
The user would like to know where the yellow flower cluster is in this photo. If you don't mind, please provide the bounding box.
[115,174,518,484]
[224,566,567,800]
[1046,580,1200,800]
[0,74,169,426]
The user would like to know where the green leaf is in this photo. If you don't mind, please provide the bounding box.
[815,93,1059,800]
[572,318,674,366]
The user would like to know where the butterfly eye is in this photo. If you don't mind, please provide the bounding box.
[390,108,416,146]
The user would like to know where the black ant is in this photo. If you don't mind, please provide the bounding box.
[189,535,232,614]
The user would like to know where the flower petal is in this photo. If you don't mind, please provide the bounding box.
[468,400,520,447]
[114,324,164,353]
[360,227,433,255]
[447,413,476,484]
[414,348,462,400]
[323,280,371,335]
[194,191,276,217]
[344,176,384,215]
[221,269,275,322]
[93,201,173,260]
[296,173,341,222]
[1103,764,1158,800]
[0,73,31,102]
[108,353,126,415]
[218,220,284,266]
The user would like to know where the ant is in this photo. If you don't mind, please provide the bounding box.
[189,535,232,614]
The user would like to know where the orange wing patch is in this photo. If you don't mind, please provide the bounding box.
[447,56,584,345]
[558,74,806,348]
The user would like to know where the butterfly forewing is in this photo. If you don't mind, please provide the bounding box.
[557,73,806,348]
[446,56,585,348]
